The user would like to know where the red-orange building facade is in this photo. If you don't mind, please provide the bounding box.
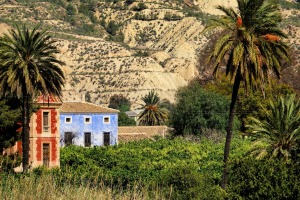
[5,95,62,170]
[29,95,61,168]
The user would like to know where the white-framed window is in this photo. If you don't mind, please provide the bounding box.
[65,116,72,123]
[84,116,91,124]
[43,111,50,132]
[103,116,110,124]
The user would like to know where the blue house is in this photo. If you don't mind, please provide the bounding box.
[59,102,119,147]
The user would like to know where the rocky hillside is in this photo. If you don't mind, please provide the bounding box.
[0,0,299,107]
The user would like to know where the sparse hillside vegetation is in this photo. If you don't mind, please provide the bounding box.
[0,0,298,106]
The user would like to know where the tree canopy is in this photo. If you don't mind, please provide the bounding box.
[138,90,169,126]
[0,24,65,171]
[108,94,131,112]
[204,0,290,189]
[171,80,239,136]
[0,98,22,150]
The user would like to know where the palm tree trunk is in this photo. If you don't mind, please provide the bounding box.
[221,73,241,190]
[22,95,30,172]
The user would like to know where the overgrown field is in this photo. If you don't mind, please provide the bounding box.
[1,137,300,199]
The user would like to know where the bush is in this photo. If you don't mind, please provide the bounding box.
[66,3,76,15]
[108,94,131,112]
[106,21,119,36]
[159,164,225,200]
[125,0,135,5]
[132,2,147,11]
[171,80,240,136]
[164,12,182,21]
[118,112,136,126]
[228,158,300,199]
[58,137,252,197]
[0,153,21,173]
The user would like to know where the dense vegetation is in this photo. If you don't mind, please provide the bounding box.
[204,0,291,189]
[171,80,240,136]
[0,137,251,199]
[2,136,300,199]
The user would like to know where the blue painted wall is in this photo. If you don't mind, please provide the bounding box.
[60,113,118,147]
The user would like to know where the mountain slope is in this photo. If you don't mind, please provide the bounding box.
[0,0,299,107]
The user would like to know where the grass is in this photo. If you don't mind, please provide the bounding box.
[0,172,166,200]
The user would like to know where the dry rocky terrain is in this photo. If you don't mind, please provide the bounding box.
[0,0,299,107]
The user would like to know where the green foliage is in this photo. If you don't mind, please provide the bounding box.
[159,164,225,200]
[228,158,300,199]
[246,94,300,161]
[118,112,136,126]
[66,3,76,15]
[108,94,131,112]
[124,0,135,5]
[163,12,182,21]
[82,24,95,34]
[134,12,158,21]
[0,153,22,173]
[106,21,119,36]
[0,98,22,150]
[58,137,253,198]
[0,24,65,171]
[171,80,239,136]
[85,91,91,102]
[279,0,300,9]
[133,50,149,57]
[132,2,147,11]
[138,90,169,126]
[204,75,296,132]
[108,32,125,43]
[0,137,255,198]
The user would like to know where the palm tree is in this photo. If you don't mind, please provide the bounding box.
[0,25,65,172]
[138,90,169,126]
[247,95,300,161]
[204,0,290,189]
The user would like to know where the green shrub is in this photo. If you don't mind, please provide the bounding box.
[228,158,300,199]
[58,137,252,197]
[118,112,136,126]
[134,50,149,57]
[106,21,119,36]
[171,80,240,136]
[159,164,225,200]
[132,2,147,11]
[66,3,76,15]
[0,153,21,173]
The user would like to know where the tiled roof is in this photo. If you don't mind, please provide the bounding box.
[60,102,119,113]
[118,126,169,143]
[36,94,62,104]
[118,133,154,143]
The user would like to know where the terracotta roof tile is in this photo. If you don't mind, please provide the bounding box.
[118,126,169,143]
[118,133,153,143]
[60,102,119,113]
[36,94,62,104]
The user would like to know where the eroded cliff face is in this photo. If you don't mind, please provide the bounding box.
[0,0,299,107]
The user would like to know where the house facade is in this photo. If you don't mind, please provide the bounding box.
[125,109,143,125]
[59,102,119,147]
[29,95,62,168]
